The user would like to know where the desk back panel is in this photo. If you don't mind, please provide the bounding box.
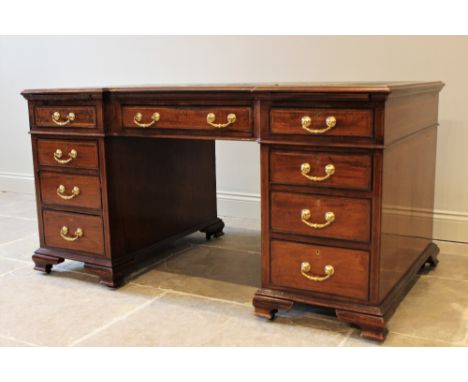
[105,137,218,261]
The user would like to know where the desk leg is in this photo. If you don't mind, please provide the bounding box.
[84,263,125,288]
[336,310,387,341]
[200,218,225,240]
[253,291,294,320]
[32,253,64,274]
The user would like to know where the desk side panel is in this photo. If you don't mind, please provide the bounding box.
[379,92,439,301]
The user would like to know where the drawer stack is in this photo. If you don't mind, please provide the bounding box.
[36,136,105,256]
[264,107,374,303]
[31,102,108,269]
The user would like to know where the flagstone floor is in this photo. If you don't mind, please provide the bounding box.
[0,191,466,346]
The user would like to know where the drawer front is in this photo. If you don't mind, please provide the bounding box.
[270,108,373,138]
[43,210,104,255]
[37,139,99,169]
[271,191,371,243]
[40,172,101,210]
[270,150,372,190]
[35,106,96,128]
[270,240,369,300]
[122,106,252,133]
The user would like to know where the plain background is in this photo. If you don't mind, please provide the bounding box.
[0,0,467,376]
[1,35,467,242]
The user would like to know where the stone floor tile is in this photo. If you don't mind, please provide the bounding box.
[0,192,37,220]
[0,233,38,263]
[0,335,35,347]
[221,216,261,231]
[186,226,260,253]
[134,271,257,304]
[434,240,468,257]
[78,292,350,346]
[215,310,352,347]
[420,253,468,281]
[387,277,468,343]
[49,237,196,281]
[0,216,37,244]
[0,267,164,346]
[133,245,260,303]
[158,244,260,287]
[342,331,457,347]
[0,257,29,275]
[0,192,467,347]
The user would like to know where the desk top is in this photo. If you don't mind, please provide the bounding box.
[22,81,444,97]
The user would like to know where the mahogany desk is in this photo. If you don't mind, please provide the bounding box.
[22,82,444,341]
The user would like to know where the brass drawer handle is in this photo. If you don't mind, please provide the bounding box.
[57,185,80,200]
[300,163,335,182]
[60,226,83,241]
[134,112,160,128]
[53,149,77,164]
[52,111,75,126]
[301,261,334,282]
[301,209,335,229]
[206,113,236,128]
[301,115,336,134]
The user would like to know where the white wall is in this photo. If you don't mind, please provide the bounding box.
[1,36,467,242]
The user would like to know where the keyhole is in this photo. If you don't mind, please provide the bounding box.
[315,250,320,256]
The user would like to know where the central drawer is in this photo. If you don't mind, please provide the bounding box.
[270,191,371,243]
[270,240,369,300]
[122,106,252,133]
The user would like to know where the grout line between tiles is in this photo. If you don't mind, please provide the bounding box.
[0,264,31,278]
[435,239,468,246]
[126,244,196,279]
[0,234,38,248]
[437,252,468,258]
[67,291,169,347]
[337,328,355,346]
[420,273,468,282]
[0,256,31,264]
[130,281,358,330]
[456,331,468,346]
[0,333,39,347]
[453,326,468,345]
[338,329,461,347]
[387,330,461,346]
[129,281,252,307]
[0,258,100,280]
[196,242,260,255]
[0,213,36,222]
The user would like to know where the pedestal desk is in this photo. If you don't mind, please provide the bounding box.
[22,82,444,341]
